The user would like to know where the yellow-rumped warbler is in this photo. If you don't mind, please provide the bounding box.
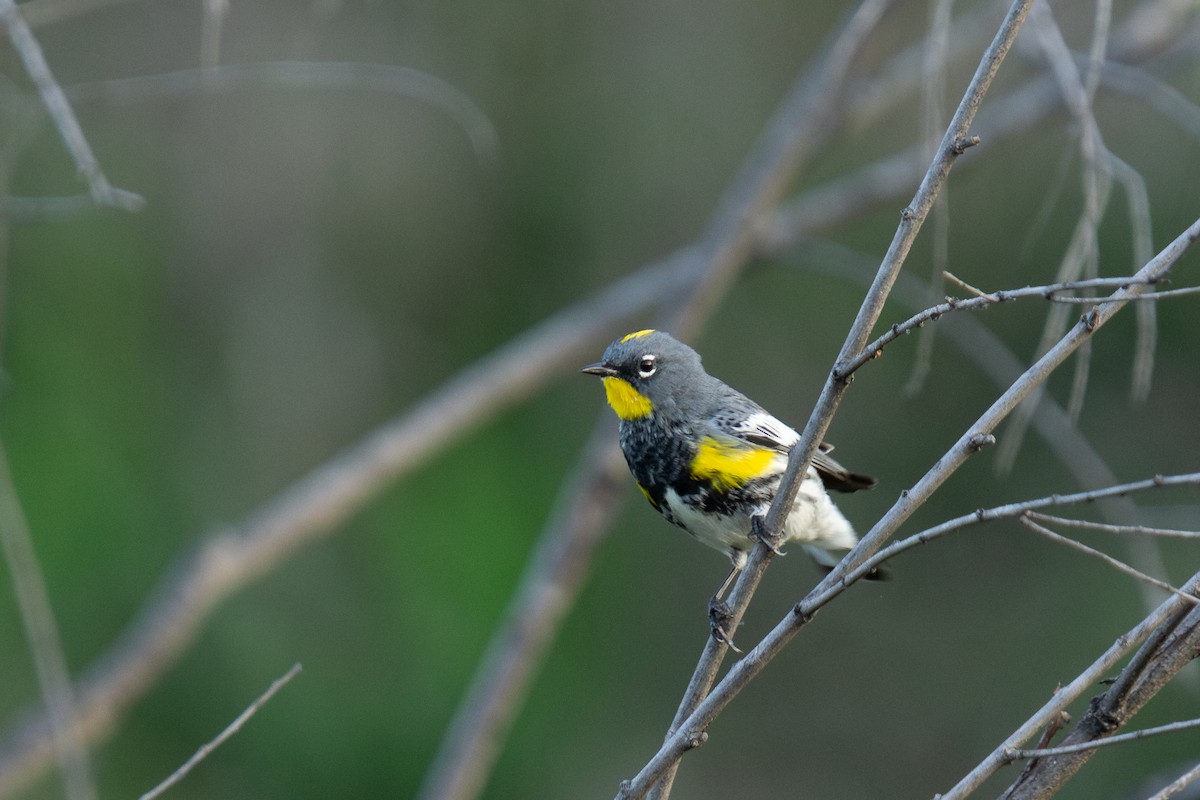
[583,329,878,607]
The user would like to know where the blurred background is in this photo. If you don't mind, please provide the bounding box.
[1,0,1199,797]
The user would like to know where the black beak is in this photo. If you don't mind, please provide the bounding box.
[581,362,618,378]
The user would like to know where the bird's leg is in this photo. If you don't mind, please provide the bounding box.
[748,514,785,556]
[708,563,742,653]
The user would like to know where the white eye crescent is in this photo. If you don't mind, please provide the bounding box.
[637,354,657,378]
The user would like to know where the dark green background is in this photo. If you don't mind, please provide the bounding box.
[1,1,1198,798]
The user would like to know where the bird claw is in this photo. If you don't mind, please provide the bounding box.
[749,515,786,556]
[708,597,742,653]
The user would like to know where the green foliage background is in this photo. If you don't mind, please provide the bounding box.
[1,1,1199,798]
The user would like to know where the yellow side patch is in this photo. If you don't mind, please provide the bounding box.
[601,376,653,419]
[690,436,775,491]
[620,329,656,342]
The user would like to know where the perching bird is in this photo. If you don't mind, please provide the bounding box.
[582,329,878,623]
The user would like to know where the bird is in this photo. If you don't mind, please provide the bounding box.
[582,329,878,638]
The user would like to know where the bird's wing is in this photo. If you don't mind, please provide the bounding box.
[717,399,876,494]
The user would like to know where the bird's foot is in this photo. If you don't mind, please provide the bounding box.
[749,515,786,556]
[708,597,742,654]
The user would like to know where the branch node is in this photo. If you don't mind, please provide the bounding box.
[967,433,996,452]
[683,729,709,750]
[950,134,982,154]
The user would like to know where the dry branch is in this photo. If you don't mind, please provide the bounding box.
[1000,605,1200,799]
[618,213,1200,800]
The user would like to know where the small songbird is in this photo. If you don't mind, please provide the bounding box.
[582,329,878,613]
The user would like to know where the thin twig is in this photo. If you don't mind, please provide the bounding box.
[998,0,1118,466]
[1146,760,1200,800]
[1047,285,1200,302]
[1025,512,1200,539]
[937,571,1200,800]
[0,443,97,800]
[1000,602,1200,799]
[761,0,1197,255]
[803,239,1180,611]
[1018,515,1200,607]
[842,275,1170,375]
[943,270,998,300]
[844,473,1200,585]
[1004,717,1200,761]
[138,663,301,800]
[67,62,500,163]
[0,0,143,211]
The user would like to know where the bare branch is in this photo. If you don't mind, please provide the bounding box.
[841,274,1180,376]
[66,62,500,164]
[417,3,901,799]
[939,573,1200,800]
[621,213,1200,800]
[999,602,1200,799]
[138,664,301,800]
[645,2,899,795]
[1146,761,1200,800]
[617,2,1039,795]
[0,250,697,800]
[412,430,628,800]
[1017,514,1199,607]
[805,240,1189,609]
[1005,717,1200,760]
[0,443,97,800]
[1024,512,1200,539]
[760,0,1198,255]
[0,0,143,210]
[846,473,1200,584]
[1040,286,1200,302]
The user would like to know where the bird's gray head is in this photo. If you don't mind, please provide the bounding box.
[580,329,707,420]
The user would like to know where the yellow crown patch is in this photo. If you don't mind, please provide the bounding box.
[620,329,656,343]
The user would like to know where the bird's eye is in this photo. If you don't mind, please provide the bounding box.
[637,355,657,378]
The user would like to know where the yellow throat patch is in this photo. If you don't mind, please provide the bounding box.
[690,436,775,491]
[601,377,653,420]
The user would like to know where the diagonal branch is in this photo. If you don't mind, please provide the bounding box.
[0,443,97,800]
[1005,717,1200,761]
[0,253,695,800]
[1000,601,1200,799]
[843,473,1200,584]
[617,213,1200,800]
[138,663,301,800]
[618,1,1038,796]
[1017,515,1199,607]
[942,573,1200,800]
[0,0,142,210]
